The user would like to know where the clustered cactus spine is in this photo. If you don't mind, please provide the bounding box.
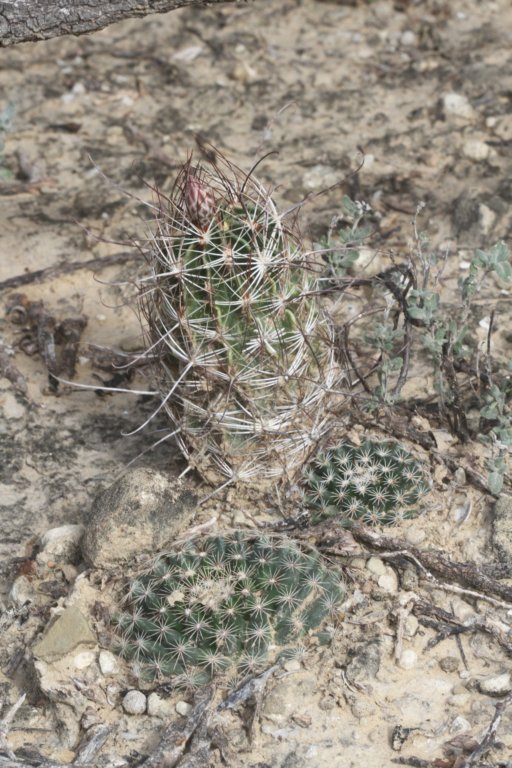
[114,532,344,690]
[141,154,339,485]
[302,439,430,526]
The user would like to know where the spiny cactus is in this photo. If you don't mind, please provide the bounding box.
[302,439,430,526]
[140,153,339,485]
[113,531,344,690]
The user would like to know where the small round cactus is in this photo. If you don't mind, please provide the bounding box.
[113,531,344,690]
[140,153,339,485]
[302,439,430,526]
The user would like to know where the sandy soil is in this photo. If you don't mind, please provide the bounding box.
[1,1,512,766]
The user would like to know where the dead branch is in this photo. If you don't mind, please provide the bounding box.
[0,1,237,48]
[346,524,512,605]
[459,691,512,767]
[413,600,512,657]
[0,696,26,761]
[0,251,138,293]
[140,687,213,768]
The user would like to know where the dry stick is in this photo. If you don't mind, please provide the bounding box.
[74,725,111,766]
[0,696,26,761]
[140,687,213,768]
[459,691,512,767]
[0,708,110,768]
[415,600,512,657]
[391,758,432,768]
[1,0,236,47]
[0,252,138,293]
[350,524,512,606]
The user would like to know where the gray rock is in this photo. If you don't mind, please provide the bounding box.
[122,690,147,715]
[39,524,85,564]
[99,650,119,675]
[345,640,381,685]
[492,495,512,572]
[441,92,476,121]
[479,672,512,696]
[175,700,192,716]
[32,606,96,661]
[439,656,459,673]
[366,557,386,577]
[81,469,197,567]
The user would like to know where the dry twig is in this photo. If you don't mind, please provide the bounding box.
[140,687,213,768]
[0,252,138,293]
[349,524,512,606]
[459,690,512,767]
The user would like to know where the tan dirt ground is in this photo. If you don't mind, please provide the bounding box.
[1,1,512,766]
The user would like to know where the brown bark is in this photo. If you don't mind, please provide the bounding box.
[0,0,236,48]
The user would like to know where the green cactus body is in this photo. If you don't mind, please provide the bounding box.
[114,532,344,689]
[142,157,338,484]
[303,439,430,526]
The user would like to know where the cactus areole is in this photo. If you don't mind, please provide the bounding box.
[141,154,339,485]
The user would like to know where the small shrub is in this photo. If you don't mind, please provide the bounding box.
[321,198,512,496]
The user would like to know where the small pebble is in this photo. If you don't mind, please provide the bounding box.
[2,392,25,420]
[439,656,460,673]
[400,30,417,47]
[403,615,418,637]
[450,715,471,733]
[398,649,417,670]
[442,92,476,121]
[176,700,192,717]
[493,113,512,141]
[463,139,490,161]
[366,557,386,577]
[122,690,146,715]
[99,650,119,675]
[453,468,466,485]
[378,571,398,593]
[479,672,512,696]
[400,567,418,591]
[318,696,336,711]
[450,597,475,622]
[40,524,85,564]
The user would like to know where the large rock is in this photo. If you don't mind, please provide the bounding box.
[32,606,96,662]
[81,469,197,567]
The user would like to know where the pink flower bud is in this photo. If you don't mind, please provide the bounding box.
[184,174,216,229]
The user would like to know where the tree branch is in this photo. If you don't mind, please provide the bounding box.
[0,0,236,48]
